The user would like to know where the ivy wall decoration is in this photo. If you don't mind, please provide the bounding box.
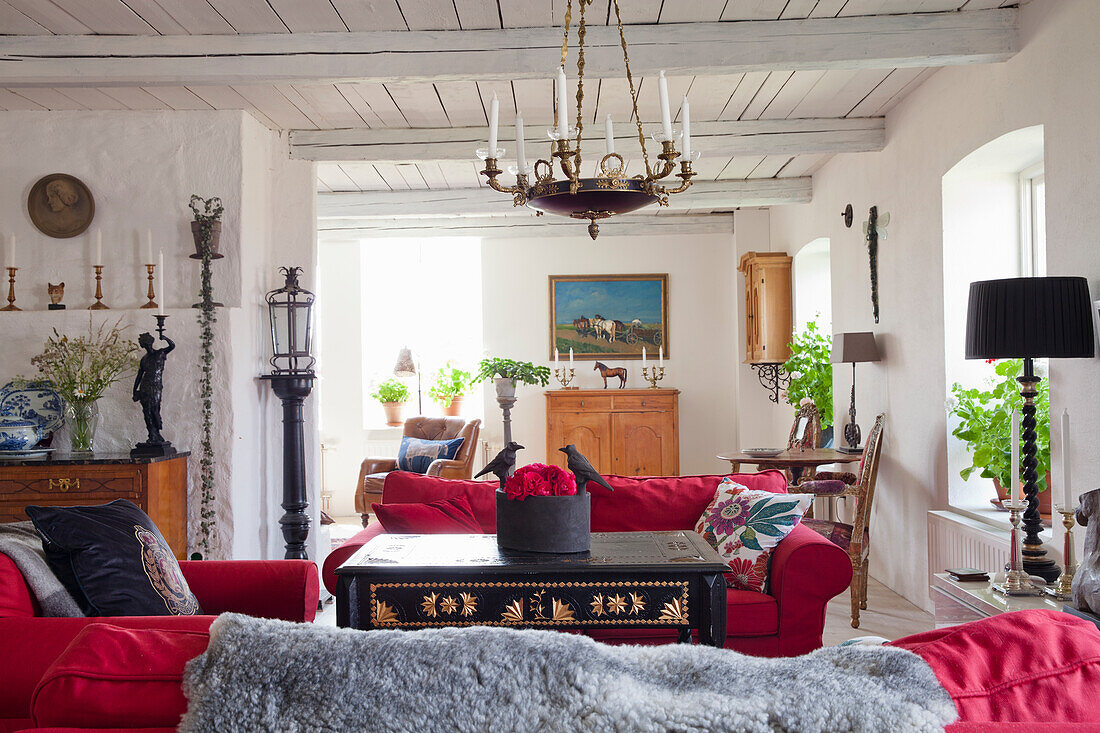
[862,205,890,324]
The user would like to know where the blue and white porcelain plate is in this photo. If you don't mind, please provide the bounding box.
[0,381,64,433]
[0,448,53,460]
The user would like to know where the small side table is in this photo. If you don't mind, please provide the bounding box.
[931,572,1061,628]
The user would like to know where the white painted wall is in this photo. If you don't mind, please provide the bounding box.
[793,238,832,333]
[767,0,1100,610]
[0,110,319,562]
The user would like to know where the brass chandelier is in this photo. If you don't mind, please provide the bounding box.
[477,0,697,239]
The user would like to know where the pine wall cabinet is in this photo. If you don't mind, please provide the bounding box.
[738,251,793,364]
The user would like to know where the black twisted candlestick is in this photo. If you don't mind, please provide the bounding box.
[1018,357,1060,582]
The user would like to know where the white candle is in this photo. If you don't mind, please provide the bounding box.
[557,66,569,139]
[659,346,664,366]
[605,114,615,155]
[681,96,692,159]
[658,70,673,140]
[158,249,165,315]
[488,92,499,154]
[642,347,647,366]
[7,234,14,269]
[516,113,527,175]
[1010,410,1019,505]
[554,348,559,368]
[95,230,102,265]
[1062,409,1072,508]
[145,229,153,264]
[569,347,574,365]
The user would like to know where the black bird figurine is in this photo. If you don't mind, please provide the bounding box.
[559,444,613,493]
[475,441,524,489]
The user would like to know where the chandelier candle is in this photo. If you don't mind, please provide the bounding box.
[488,92,499,153]
[516,114,527,174]
[605,115,615,155]
[658,71,672,140]
[682,97,692,160]
[556,66,569,139]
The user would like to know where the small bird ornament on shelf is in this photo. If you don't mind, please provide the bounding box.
[559,444,613,493]
[475,441,525,489]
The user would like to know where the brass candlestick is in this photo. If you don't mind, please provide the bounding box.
[1048,507,1077,601]
[994,499,1044,596]
[89,265,109,310]
[554,367,576,389]
[141,264,158,309]
[1,267,19,312]
[641,365,665,389]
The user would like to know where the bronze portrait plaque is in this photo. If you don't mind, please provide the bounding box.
[27,174,95,239]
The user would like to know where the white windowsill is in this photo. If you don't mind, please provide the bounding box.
[944,503,1054,544]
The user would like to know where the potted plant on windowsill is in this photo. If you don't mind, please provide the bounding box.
[371,378,411,427]
[428,362,473,417]
[476,357,551,400]
[782,319,834,444]
[948,358,1052,516]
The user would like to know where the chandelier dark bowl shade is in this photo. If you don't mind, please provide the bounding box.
[964,276,1095,360]
[525,179,659,219]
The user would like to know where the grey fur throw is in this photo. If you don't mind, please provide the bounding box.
[0,521,83,617]
[181,613,956,733]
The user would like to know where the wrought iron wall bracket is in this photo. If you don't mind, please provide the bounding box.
[749,363,791,404]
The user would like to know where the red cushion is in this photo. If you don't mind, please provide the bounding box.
[371,495,482,534]
[32,623,209,729]
[891,609,1100,723]
[382,471,498,532]
[0,553,38,618]
[589,471,788,532]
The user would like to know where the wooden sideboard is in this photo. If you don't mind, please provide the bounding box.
[546,389,679,477]
[0,453,189,559]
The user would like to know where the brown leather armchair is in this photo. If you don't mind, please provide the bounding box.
[354,416,482,526]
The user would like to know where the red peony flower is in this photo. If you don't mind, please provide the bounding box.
[504,463,578,500]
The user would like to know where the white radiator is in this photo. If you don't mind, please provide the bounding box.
[927,511,1008,601]
[364,440,399,459]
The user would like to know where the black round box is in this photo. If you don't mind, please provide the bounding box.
[495,489,591,553]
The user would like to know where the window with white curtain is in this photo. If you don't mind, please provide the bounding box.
[359,237,484,425]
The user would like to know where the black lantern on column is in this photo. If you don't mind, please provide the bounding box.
[261,267,316,560]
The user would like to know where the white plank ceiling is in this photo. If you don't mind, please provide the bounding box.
[0,0,1018,200]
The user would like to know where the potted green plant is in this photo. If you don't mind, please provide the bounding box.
[948,358,1052,514]
[476,357,551,400]
[428,362,473,417]
[782,319,833,440]
[371,378,411,426]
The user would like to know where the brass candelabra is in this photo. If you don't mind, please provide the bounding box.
[641,365,665,389]
[141,264,158,309]
[1,267,19,312]
[994,499,1044,596]
[89,265,109,310]
[554,367,577,389]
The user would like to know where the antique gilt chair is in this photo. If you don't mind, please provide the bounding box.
[795,413,885,628]
[354,417,481,527]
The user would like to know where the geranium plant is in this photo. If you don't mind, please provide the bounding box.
[948,359,1050,492]
[370,378,410,404]
[428,362,472,408]
[503,463,577,501]
[782,319,833,428]
[475,357,551,387]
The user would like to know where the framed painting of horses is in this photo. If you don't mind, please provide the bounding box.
[549,274,669,360]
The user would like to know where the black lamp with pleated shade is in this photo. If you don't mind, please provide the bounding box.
[964,276,1095,581]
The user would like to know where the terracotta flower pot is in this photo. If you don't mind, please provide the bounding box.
[382,401,405,427]
[993,472,1053,517]
[441,396,463,417]
[190,220,223,260]
[496,490,590,553]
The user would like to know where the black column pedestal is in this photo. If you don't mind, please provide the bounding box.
[261,373,315,560]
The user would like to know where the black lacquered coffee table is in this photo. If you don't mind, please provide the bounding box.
[335,531,729,647]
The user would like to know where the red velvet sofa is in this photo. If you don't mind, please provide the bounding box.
[0,554,319,733]
[322,470,853,657]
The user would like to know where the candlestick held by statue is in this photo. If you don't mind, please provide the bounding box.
[131,321,177,458]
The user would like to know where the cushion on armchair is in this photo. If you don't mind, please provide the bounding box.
[396,436,465,474]
[26,500,201,617]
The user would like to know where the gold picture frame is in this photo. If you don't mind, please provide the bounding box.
[549,274,669,361]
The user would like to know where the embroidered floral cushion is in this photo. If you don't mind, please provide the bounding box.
[694,478,813,593]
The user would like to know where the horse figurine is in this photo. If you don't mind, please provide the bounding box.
[594,361,627,389]
[1073,487,1100,616]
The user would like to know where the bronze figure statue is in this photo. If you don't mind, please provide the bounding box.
[131,328,177,457]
